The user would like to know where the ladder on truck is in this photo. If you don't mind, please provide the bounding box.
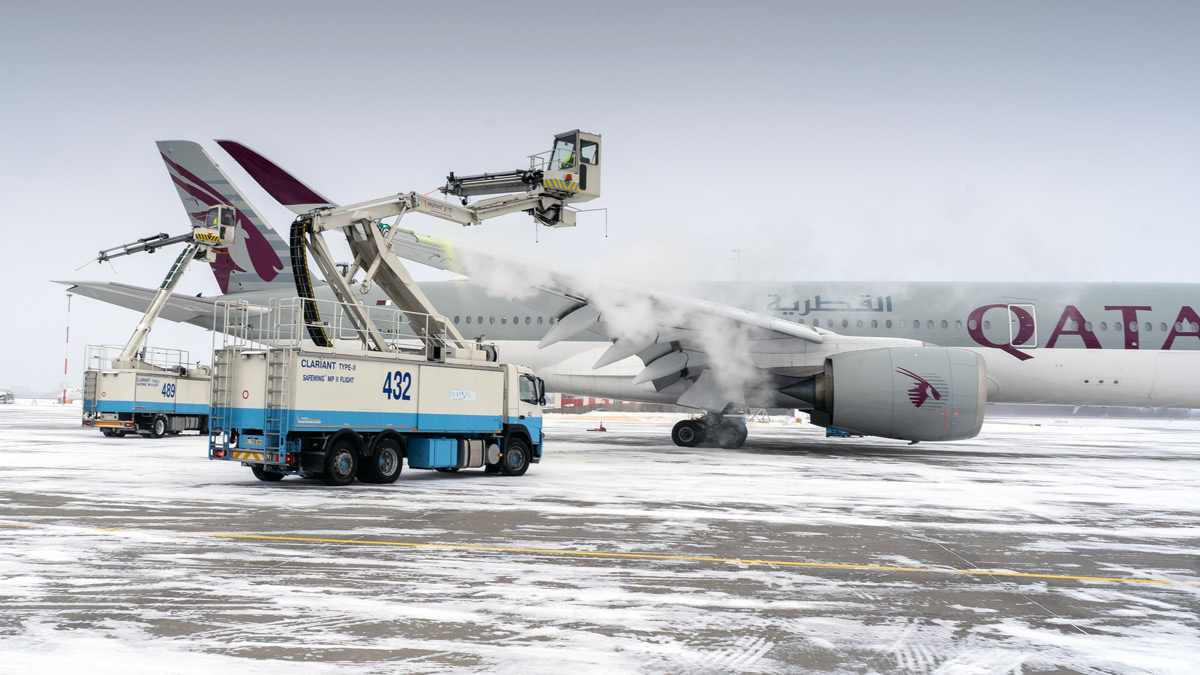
[82,370,98,417]
[263,349,291,465]
[208,348,236,453]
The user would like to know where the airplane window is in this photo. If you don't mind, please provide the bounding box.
[841,319,848,328]
[525,317,531,324]
[912,318,919,328]
[513,316,518,324]
[927,321,934,329]
[550,318,556,324]
[1161,322,1168,332]
[1176,322,1183,331]
[899,320,907,328]
[827,319,834,328]
[984,321,991,329]
[1100,322,1108,330]
[1129,322,1137,332]
[886,320,893,328]
[871,319,878,328]
[538,317,544,325]
[798,319,805,324]
[1115,322,1122,332]
[968,319,977,330]
[488,316,494,324]
[466,316,472,324]
[454,316,460,324]
[501,317,507,324]
[941,320,948,329]
[1145,322,1153,332]
[955,320,962,330]
[856,320,863,328]
[1085,322,1092,331]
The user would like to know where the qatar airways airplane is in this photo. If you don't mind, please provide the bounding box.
[60,141,1200,448]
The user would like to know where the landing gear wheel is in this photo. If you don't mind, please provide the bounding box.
[360,437,403,484]
[149,416,168,439]
[321,437,359,486]
[715,422,746,449]
[500,437,530,476]
[251,465,285,482]
[671,420,704,447]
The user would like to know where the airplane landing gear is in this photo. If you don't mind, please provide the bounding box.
[671,414,748,449]
[671,419,704,447]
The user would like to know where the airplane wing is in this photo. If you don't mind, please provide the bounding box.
[388,229,917,411]
[54,281,222,328]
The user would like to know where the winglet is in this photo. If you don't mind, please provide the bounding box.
[216,140,337,214]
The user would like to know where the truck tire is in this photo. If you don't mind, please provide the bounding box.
[671,420,703,447]
[360,437,403,484]
[500,437,530,476]
[150,416,168,439]
[101,429,117,438]
[322,438,359,486]
[251,465,285,482]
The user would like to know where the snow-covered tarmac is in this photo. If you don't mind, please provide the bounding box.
[1,403,1197,674]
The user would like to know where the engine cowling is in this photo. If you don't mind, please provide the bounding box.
[806,347,986,442]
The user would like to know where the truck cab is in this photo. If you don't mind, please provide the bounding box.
[544,130,602,205]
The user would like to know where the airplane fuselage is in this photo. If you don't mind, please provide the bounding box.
[204,279,1200,410]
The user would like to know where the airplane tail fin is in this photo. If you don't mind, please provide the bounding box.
[215,140,337,214]
[157,141,294,294]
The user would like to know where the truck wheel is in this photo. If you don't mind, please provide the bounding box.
[322,438,359,486]
[251,465,285,482]
[148,416,168,439]
[362,438,403,484]
[500,437,530,476]
[101,429,116,438]
[671,420,703,447]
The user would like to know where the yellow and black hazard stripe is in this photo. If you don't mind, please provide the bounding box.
[542,178,579,192]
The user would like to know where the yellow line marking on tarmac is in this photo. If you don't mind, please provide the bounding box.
[4,521,1198,587]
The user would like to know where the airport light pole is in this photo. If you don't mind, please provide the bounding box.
[62,293,72,405]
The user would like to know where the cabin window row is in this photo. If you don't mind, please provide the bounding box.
[793,318,1200,333]
[452,315,558,326]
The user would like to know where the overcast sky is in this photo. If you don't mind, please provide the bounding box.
[2,1,1197,392]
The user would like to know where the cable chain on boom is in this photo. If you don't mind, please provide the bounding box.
[289,215,332,347]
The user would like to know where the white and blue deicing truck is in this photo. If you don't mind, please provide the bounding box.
[199,132,603,484]
[82,207,236,437]
[208,299,545,485]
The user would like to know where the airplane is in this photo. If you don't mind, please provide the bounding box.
[59,140,1200,449]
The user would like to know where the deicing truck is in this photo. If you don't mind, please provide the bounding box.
[82,208,235,437]
[205,132,600,483]
[209,299,545,485]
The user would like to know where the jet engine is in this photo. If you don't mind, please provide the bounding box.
[781,347,986,442]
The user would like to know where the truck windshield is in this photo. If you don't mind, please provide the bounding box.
[551,135,576,170]
[519,375,539,405]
